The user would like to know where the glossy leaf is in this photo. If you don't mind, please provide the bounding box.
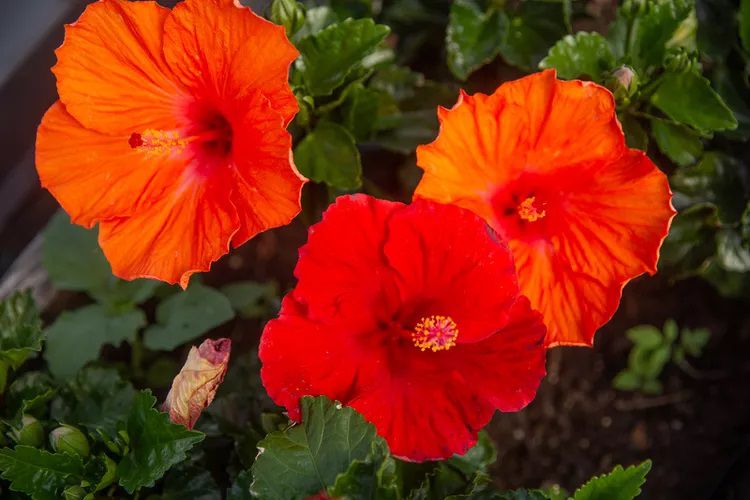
[44,304,145,379]
[572,460,652,500]
[624,0,693,70]
[117,391,204,493]
[251,396,378,499]
[328,439,398,500]
[297,18,390,96]
[294,121,362,189]
[270,0,306,37]
[716,229,750,272]
[5,372,56,423]
[0,291,43,370]
[539,32,615,79]
[143,283,234,351]
[651,71,737,133]
[446,0,505,80]
[650,119,703,167]
[227,470,253,500]
[499,0,568,71]
[0,446,84,500]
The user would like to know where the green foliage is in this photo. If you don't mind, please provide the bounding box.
[251,396,380,499]
[446,0,505,80]
[227,470,253,500]
[294,121,363,189]
[143,283,234,351]
[0,291,43,371]
[221,281,279,319]
[0,446,85,500]
[4,372,56,425]
[572,460,652,500]
[649,119,703,167]
[117,391,204,493]
[270,0,306,37]
[44,304,146,379]
[613,321,711,394]
[540,32,615,80]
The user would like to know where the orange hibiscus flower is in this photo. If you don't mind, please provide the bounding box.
[415,70,675,347]
[36,0,305,287]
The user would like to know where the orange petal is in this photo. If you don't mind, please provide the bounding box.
[98,169,239,288]
[228,93,305,247]
[163,0,298,123]
[163,338,231,429]
[53,0,182,135]
[36,102,184,227]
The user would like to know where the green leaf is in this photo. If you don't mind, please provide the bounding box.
[573,460,651,500]
[701,259,750,299]
[740,0,750,53]
[270,0,306,37]
[446,0,505,80]
[499,0,568,71]
[624,0,693,70]
[251,396,379,499]
[659,203,719,277]
[619,113,649,151]
[650,119,703,167]
[612,370,641,391]
[5,372,56,423]
[297,18,390,96]
[328,439,398,500]
[374,109,440,154]
[445,431,497,477]
[143,283,234,351]
[680,328,711,356]
[651,72,737,133]
[118,391,204,493]
[294,121,362,189]
[159,464,221,500]
[220,281,279,319]
[696,0,735,59]
[0,291,43,370]
[293,6,338,41]
[227,470,253,500]
[51,366,136,438]
[626,326,663,349]
[716,229,750,272]
[44,304,145,379]
[663,319,679,342]
[330,0,373,18]
[344,85,397,141]
[539,32,615,79]
[670,153,749,224]
[0,446,84,500]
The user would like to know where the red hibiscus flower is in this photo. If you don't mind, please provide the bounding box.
[260,195,547,461]
[36,0,305,288]
[415,70,675,347]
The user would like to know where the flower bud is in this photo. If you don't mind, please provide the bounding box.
[49,425,90,458]
[163,338,231,429]
[9,415,44,447]
[94,454,117,492]
[605,66,639,104]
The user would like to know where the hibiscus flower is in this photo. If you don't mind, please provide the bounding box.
[260,195,546,461]
[415,70,675,347]
[36,0,305,287]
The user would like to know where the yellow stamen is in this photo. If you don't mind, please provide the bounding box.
[129,129,188,156]
[517,196,546,222]
[412,315,458,352]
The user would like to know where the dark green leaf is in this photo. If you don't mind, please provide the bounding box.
[143,283,234,351]
[0,446,84,500]
[159,464,220,500]
[329,439,398,500]
[297,18,390,96]
[651,72,737,133]
[44,304,145,379]
[410,463,468,500]
[294,121,362,189]
[659,203,719,276]
[344,85,397,141]
[680,328,711,357]
[446,0,505,80]
[251,396,378,499]
[716,229,750,272]
[5,372,56,422]
[740,0,750,53]
[711,63,750,140]
[619,114,649,151]
[51,366,136,438]
[612,370,641,391]
[624,0,693,70]
[696,0,735,59]
[443,471,503,499]
[294,6,338,41]
[220,281,279,319]
[650,119,703,167]
[227,470,253,500]
[499,0,568,71]
[572,460,652,500]
[0,291,43,370]
[118,391,204,493]
[330,0,373,18]
[539,32,615,79]
[270,0,306,37]
[701,259,750,299]
[445,431,497,477]
[374,109,440,154]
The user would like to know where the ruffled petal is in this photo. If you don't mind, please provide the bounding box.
[53,0,182,135]
[97,169,239,288]
[36,102,184,227]
[382,200,519,342]
[163,0,298,122]
[226,92,305,247]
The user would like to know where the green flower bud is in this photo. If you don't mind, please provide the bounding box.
[49,425,90,458]
[605,66,639,104]
[94,454,117,492]
[9,415,44,447]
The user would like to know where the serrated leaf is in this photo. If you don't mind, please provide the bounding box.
[651,72,737,133]
[294,121,362,189]
[540,32,615,79]
[0,446,84,500]
[297,18,390,96]
[624,0,693,70]
[227,470,253,500]
[329,439,398,500]
[44,304,145,379]
[445,431,497,477]
[117,391,204,493]
[251,396,378,500]
[220,281,279,319]
[51,366,136,438]
[446,0,505,80]
[650,119,703,167]
[271,0,306,37]
[0,291,43,370]
[499,0,568,71]
[5,372,56,424]
[573,460,651,500]
[143,283,234,351]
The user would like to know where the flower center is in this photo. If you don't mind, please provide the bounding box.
[517,196,546,222]
[128,112,232,158]
[129,129,189,156]
[412,315,458,352]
